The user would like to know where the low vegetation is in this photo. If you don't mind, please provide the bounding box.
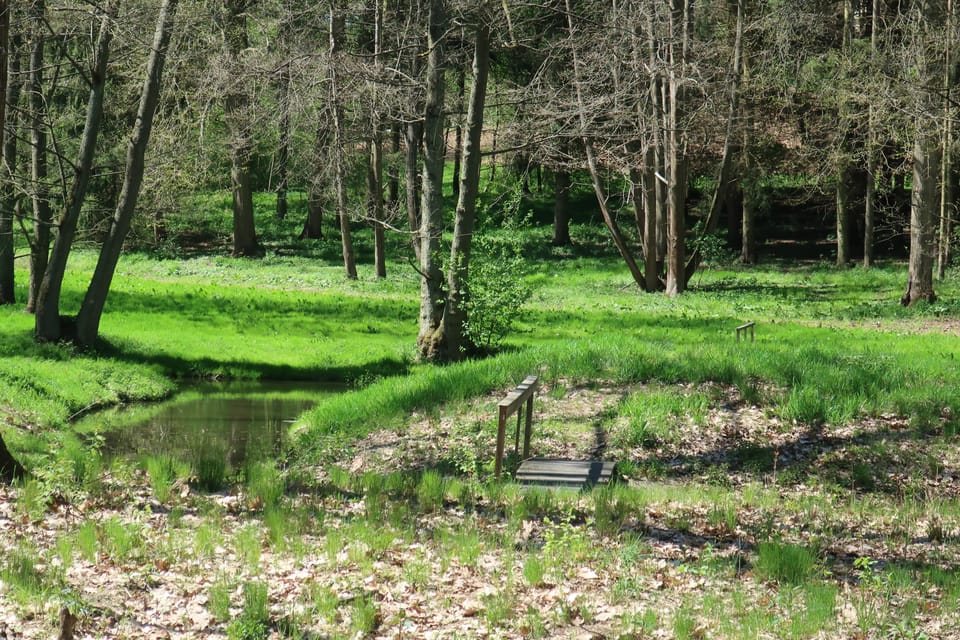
[3,208,960,638]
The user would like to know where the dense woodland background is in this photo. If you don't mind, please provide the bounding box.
[0,0,958,354]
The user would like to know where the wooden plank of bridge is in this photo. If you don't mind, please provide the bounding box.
[516,458,617,488]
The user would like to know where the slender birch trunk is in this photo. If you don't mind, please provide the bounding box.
[75,0,179,347]
[35,5,114,342]
[329,8,356,279]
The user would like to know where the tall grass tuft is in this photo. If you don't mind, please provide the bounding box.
[416,471,446,513]
[145,455,190,503]
[244,461,286,509]
[755,541,818,585]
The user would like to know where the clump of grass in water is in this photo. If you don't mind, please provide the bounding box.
[755,541,818,585]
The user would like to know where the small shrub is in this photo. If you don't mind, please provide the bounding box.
[463,237,531,353]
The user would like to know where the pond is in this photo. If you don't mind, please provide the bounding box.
[80,381,337,469]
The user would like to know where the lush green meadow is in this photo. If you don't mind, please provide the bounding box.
[3,201,960,638]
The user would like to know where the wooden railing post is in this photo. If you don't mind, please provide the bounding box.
[494,374,540,478]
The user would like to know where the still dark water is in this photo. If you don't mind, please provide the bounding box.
[87,382,335,467]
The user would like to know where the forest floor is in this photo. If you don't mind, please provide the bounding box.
[3,377,960,639]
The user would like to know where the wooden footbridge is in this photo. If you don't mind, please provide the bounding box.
[494,375,615,488]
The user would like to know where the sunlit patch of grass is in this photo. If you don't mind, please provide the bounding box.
[616,386,709,448]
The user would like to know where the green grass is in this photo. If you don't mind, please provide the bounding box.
[6,189,960,638]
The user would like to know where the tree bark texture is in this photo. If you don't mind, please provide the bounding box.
[552,169,571,246]
[0,30,19,306]
[416,0,447,360]
[276,62,290,220]
[35,5,114,342]
[223,0,259,257]
[27,0,51,313]
[567,0,647,290]
[836,166,852,266]
[75,0,179,347]
[902,133,941,305]
[435,23,491,361]
[329,9,357,279]
[405,120,423,263]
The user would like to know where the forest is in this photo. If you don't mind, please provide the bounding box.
[2,0,960,639]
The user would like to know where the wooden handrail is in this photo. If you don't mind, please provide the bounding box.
[494,375,540,478]
[736,321,755,343]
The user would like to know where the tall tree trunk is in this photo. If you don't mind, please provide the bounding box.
[387,125,400,212]
[301,124,328,240]
[415,0,447,360]
[434,23,491,361]
[451,65,465,198]
[685,0,743,284]
[836,166,852,266]
[551,169,571,246]
[276,62,290,220]
[938,0,955,279]
[27,0,50,313]
[369,136,386,279]
[417,0,447,360]
[641,148,660,292]
[74,0,178,347]
[864,0,880,269]
[902,132,941,305]
[567,0,647,290]
[664,1,689,296]
[329,9,356,279]
[405,119,423,263]
[35,5,114,343]
[369,0,386,279]
[0,33,20,306]
[740,181,756,264]
[223,0,259,257]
